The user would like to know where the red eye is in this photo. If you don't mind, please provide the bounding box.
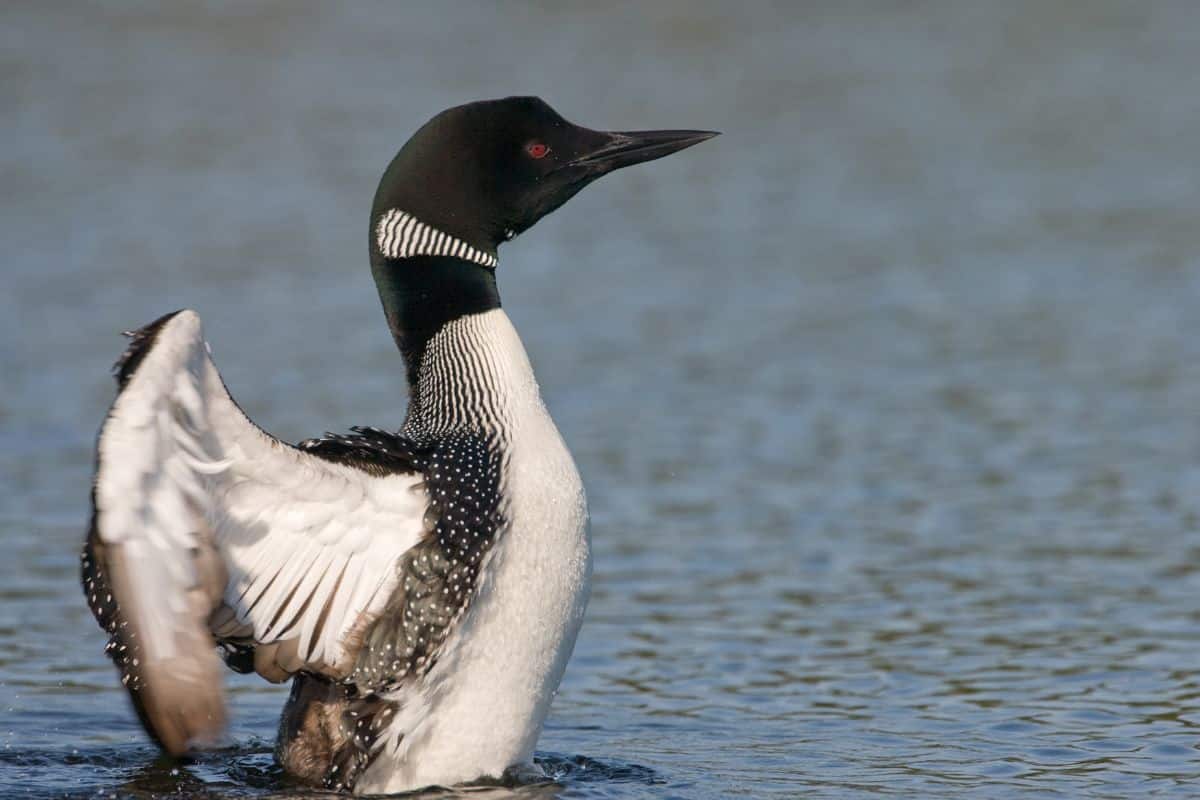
[526,142,550,159]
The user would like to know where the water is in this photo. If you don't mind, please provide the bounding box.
[4,1,1200,797]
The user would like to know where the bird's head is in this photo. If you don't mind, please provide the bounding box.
[371,96,718,261]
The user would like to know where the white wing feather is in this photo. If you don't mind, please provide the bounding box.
[92,310,426,717]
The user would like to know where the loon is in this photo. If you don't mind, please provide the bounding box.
[80,96,715,794]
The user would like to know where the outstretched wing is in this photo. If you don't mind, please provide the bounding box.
[81,310,429,755]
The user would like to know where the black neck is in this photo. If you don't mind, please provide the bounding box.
[370,255,501,391]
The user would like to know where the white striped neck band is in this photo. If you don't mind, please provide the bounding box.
[375,209,498,269]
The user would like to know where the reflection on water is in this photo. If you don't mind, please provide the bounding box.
[4,1,1200,798]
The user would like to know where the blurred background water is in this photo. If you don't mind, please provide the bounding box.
[4,1,1200,797]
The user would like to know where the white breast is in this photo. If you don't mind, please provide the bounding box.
[357,310,592,794]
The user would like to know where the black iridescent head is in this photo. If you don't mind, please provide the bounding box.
[371,96,718,259]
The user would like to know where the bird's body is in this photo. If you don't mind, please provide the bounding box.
[81,97,714,793]
[303,308,592,794]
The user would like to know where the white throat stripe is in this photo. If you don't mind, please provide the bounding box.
[376,209,498,268]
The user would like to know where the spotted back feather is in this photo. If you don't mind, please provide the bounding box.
[299,427,428,477]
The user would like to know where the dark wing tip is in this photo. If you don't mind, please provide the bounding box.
[112,309,189,388]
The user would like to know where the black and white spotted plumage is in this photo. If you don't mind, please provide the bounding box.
[349,435,504,691]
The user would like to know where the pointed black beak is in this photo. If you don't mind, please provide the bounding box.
[568,129,720,173]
